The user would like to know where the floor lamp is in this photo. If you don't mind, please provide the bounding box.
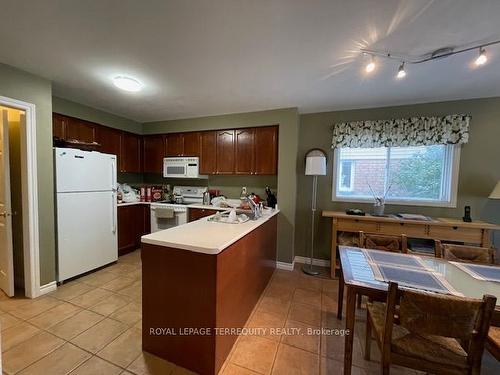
[303,149,327,276]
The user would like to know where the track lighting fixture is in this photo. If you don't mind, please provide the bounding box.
[359,38,499,78]
[365,55,376,73]
[396,62,406,79]
[475,47,487,66]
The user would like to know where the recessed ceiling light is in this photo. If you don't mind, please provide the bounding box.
[475,47,487,66]
[396,62,406,79]
[113,76,142,92]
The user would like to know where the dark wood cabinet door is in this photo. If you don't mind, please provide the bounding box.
[235,128,255,175]
[216,130,235,174]
[188,208,218,222]
[183,132,200,156]
[52,113,68,140]
[143,135,165,173]
[120,132,142,173]
[66,117,96,143]
[95,126,121,161]
[165,133,184,157]
[118,206,136,255]
[199,131,217,175]
[254,126,278,175]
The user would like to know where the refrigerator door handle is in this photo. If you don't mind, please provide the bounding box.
[111,158,116,191]
[111,193,117,234]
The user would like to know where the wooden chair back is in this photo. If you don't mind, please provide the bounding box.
[435,241,495,264]
[384,282,497,369]
[359,232,408,253]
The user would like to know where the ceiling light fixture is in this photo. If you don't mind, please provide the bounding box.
[113,76,142,92]
[365,55,376,73]
[396,62,406,79]
[475,47,487,66]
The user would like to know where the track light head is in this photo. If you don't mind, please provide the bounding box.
[475,47,487,66]
[396,62,406,79]
[365,55,376,73]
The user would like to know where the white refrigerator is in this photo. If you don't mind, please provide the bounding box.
[55,147,118,282]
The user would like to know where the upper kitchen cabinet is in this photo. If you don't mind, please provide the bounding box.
[165,133,184,157]
[143,134,165,173]
[183,132,200,156]
[52,113,68,140]
[235,128,255,175]
[199,131,217,175]
[254,126,278,175]
[65,117,96,143]
[120,132,142,173]
[95,126,121,158]
[216,130,235,174]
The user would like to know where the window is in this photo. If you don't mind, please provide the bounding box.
[339,161,354,192]
[332,144,460,207]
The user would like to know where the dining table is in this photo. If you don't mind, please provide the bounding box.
[337,245,500,375]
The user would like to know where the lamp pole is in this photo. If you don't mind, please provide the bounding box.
[303,174,320,275]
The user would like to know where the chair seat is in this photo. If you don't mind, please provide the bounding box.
[487,326,500,360]
[368,302,469,369]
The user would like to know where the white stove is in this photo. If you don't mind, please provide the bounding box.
[150,186,207,232]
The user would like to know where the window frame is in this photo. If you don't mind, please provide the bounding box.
[331,144,461,208]
[338,160,355,192]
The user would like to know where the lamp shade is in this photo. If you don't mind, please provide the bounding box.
[489,181,500,199]
[305,149,327,176]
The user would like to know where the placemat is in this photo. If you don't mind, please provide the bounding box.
[451,262,500,283]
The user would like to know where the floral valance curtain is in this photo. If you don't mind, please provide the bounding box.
[331,114,471,148]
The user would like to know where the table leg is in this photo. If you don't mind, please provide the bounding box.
[344,286,356,375]
[337,267,344,320]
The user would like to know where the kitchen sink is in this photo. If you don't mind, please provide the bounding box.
[207,210,255,224]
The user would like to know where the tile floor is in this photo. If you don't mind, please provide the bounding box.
[0,250,498,375]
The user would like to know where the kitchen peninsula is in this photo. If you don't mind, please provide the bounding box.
[140,208,279,375]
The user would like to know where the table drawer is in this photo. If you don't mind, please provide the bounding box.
[428,225,483,243]
[336,219,378,233]
[378,222,427,237]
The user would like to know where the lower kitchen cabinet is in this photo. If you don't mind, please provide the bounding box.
[118,204,150,256]
[188,207,219,222]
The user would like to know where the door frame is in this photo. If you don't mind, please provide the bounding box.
[0,95,40,298]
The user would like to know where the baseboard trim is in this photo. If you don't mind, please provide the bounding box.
[294,256,331,267]
[276,261,294,271]
[39,281,57,296]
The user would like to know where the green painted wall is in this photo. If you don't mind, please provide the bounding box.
[296,97,500,260]
[52,97,142,134]
[144,108,300,263]
[0,63,55,285]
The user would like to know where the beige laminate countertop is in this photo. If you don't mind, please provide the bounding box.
[117,201,228,211]
[141,208,279,255]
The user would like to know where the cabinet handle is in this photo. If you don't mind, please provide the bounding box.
[452,226,458,230]
[400,223,404,226]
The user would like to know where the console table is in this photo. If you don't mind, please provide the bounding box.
[322,211,500,278]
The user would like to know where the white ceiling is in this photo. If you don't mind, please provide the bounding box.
[1,0,500,122]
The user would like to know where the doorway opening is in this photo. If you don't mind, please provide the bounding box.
[0,97,40,299]
[1,106,26,297]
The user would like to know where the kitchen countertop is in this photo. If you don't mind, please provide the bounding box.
[141,208,279,254]
[117,201,229,211]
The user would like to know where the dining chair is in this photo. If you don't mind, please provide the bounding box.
[365,282,496,375]
[356,232,407,307]
[435,241,496,264]
[359,232,408,253]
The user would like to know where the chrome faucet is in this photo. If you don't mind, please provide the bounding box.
[243,196,262,219]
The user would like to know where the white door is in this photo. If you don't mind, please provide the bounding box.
[55,148,116,193]
[0,110,15,296]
